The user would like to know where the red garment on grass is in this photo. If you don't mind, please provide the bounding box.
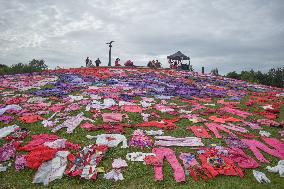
[65,145,108,180]
[25,147,58,169]
[199,149,244,178]
[19,134,59,151]
[18,115,45,123]
[137,118,179,130]
[188,126,212,139]
[19,134,80,151]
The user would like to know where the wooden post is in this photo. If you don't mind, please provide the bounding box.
[202,67,204,74]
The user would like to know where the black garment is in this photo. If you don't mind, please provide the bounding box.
[95,59,101,67]
[86,58,89,67]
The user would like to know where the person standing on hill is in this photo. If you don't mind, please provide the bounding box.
[95,58,101,67]
[85,57,90,67]
[115,58,121,66]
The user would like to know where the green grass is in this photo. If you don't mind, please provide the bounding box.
[0,88,284,189]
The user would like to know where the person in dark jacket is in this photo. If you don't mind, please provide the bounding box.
[95,58,101,67]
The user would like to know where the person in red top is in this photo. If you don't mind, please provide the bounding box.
[115,58,121,66]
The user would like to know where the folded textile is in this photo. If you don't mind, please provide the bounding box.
[86,134,128,148]
[154,136,204,147]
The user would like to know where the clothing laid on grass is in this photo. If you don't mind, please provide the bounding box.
[225,135,248,149]
[205,123,233,139]
[220,107,251,118]
[253,170,270,183]
[154,136,204,147]
[126,152,156,162]
[188,126,212,139]
[198,149,244,178]
[266,160,284,177]
[0,125,19,139]
[19,115,45,123]
[65,145,108,180]
[226,147,259,169]
[51,113,86,133]
[151,147,185,183]
[241,139,284,163]
[0,142,16,162]
[129,129,153,149]
[0,104,22,116]
[179,153,212,182]
[101,113,125,122]
[82,123,132,134]
[104,158,128,181]
[136,119,179,130]
[33,151,70,186]
[86,134,128,148]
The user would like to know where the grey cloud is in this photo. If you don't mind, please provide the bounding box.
[0,0,283,75]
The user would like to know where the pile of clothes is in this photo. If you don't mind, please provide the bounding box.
[0,67,283,187]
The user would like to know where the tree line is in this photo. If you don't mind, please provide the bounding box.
[210,67,284,88]
[0,59,48,75]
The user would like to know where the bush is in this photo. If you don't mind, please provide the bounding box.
[0,59,48,75]
[226,67,284,88]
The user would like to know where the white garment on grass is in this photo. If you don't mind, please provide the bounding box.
[86,134,128,148]
[259,130,271,137]
[154,136,204,147]
[253,170,271,183]
[126,152,156,162]
[104,169,124,181]
[266,160,284,177]
[0,125,19,139]
[140,101,152,108]
[44,139,67,149]
[68,95,85,102]
[86,98,116,111]
[141,113,150,122]
[33,151,70,186]
[0,105,22,116]
[145,130,164,136]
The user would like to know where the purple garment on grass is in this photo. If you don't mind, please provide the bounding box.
[15,155,26,171]
[0,143,16,162]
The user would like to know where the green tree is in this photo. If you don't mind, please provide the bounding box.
[28,59,48,70]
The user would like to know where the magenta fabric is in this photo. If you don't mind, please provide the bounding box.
[205,123,233,139]
[241,139,284,163]
[262,137,284,156]
[227,147,259,169]
[152,147,185,183]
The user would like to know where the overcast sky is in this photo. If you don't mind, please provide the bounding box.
[0,0,284,74]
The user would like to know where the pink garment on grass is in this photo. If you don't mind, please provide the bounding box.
[102,113,124,122]
[205,123,233,139]
[220,107,251,118]
[152,147,185,183]
[121,105,142,113]
[241,139,284,163]
[227,147,259,169]
[262,137,284,156]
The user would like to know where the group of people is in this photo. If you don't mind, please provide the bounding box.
[169,59,179,69]
[85,57,189,70]
[147,60,161,69]
[115,58,135,67]
[85,57,101,67]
